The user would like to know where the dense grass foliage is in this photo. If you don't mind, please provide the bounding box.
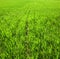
[0,0,60,59]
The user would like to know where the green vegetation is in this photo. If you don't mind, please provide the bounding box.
[0,0,60,59]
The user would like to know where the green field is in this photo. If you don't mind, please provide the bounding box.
[0,0,60,59]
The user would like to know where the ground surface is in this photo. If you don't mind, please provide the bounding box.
[0,0,60,59]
